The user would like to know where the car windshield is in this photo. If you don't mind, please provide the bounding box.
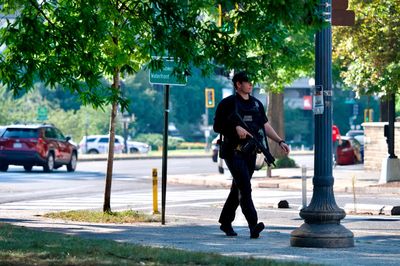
[346,130,364,137]
[339,140,351,148]
[3,128,38,138]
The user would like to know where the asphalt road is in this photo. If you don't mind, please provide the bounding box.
[0,155,227,205]
[0,156,223,205]
[1,156,399,211]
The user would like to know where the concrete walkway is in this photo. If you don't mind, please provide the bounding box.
[169,164,400,195]
[1,163,400,265]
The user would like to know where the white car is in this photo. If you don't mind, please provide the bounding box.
[126,140,151,154]
[79,135,124,154]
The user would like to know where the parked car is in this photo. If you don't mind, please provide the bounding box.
[345,129,364,160]
[79,135,124,154]
[0,124,78,172]
[211,135,219,163]
[345,129,364,144]
[336,136,363,165]
[345,130,364,138]
[0,126,5,137]
[126,140,151,154]
[211,135,224,174]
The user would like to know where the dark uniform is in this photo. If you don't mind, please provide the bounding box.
[213,93,267,237]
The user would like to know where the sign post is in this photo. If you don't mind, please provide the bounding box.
[150,58,186,225]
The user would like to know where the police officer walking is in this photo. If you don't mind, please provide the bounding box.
[213,71,290,238]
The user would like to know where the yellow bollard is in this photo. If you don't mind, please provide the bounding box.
[152,168,159,214]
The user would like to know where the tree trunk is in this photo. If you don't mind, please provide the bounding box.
[103,69,120,213]
[267,92,286,159]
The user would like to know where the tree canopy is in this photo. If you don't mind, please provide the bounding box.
[333,0,400,96]
[0,0,321,212]
[1,0,321,102]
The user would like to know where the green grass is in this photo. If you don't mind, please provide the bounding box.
[43,209,161,223]
[0,223,312,266]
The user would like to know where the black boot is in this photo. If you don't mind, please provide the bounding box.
[250,222,265,239]
[220,224,238,236]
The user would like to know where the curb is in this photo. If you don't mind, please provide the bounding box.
[343,186,400,195]
[168,173,400,216]
[77,154,210,162]
[344,203,400,216]
[76,150,313,162]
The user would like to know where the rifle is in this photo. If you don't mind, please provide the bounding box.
[229,112,276,167]
[228,95,276,167]
[246,135,276,167]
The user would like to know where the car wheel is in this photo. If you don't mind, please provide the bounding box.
[0,164,8,172]
[212,150,218,162]
[217,157,224,174]
[88,149,99,154]
[129,147,139,153]
[218,165,224,174]
[24,165,33,172]
[43,153,55,172]
[67,152,77,172]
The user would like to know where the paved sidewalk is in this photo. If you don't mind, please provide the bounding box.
[2,212,400,266]
[169,164,400,216]
[1,164,400,265]
[169,164,400,195]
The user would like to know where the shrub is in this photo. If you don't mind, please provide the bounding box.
[134,133,185,150]
[274,156,297,168]
[178,142,206,149]
[168,136,185,150]
[134,133,163,150]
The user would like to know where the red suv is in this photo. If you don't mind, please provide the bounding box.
[0,124,78,172]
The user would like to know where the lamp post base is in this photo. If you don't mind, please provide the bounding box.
[291,223,354,248]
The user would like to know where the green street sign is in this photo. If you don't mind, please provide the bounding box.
[37,106,48,121]
[149,58,187,86]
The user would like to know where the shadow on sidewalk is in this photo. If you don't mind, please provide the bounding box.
[2,217,400,265]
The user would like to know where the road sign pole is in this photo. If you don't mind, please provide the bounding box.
[204,106,209,151]
[291,0,354,248]
[161,84,170,225]
[149,57,186,225]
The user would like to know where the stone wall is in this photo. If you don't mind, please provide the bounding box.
[363,122,400,170]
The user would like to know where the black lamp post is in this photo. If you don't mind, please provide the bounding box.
[290,0,354,248]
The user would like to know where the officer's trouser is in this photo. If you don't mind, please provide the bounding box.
[219,151,258,229]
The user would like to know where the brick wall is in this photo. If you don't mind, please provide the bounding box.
[363,122,400,170]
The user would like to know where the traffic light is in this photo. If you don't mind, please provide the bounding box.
[217,2,238,33]
[205,88,215,108]
[364,108,373,122]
